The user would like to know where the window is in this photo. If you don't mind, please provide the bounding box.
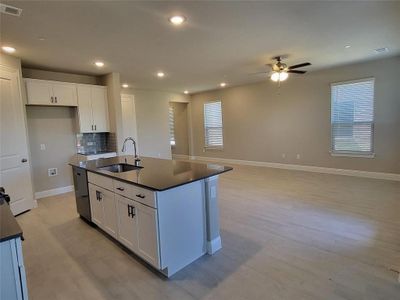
[331,78,374,156]
[204,101,223,148]
[168,106,175,146]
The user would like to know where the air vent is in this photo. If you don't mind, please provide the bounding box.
[0,3,22,17]
[374,47,389,54]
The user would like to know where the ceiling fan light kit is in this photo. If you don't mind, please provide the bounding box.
[269,56,311,83]
[271,71,289,82]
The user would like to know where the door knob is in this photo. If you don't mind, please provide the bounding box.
[21,158,28,163]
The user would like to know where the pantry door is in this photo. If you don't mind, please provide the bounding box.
[0,65,35,215]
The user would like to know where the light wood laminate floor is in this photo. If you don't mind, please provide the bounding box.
[16,165,400,300]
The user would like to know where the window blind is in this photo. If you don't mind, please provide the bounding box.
[204,101,223,148]
[331,78,374,155]
[168,106,175,146]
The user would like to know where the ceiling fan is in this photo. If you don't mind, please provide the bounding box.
[259,56,311,82]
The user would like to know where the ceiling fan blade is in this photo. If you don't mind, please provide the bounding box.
[288,62,311,69]
[288,70,307,74]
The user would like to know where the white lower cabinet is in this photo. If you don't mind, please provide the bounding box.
[88,183,118,239]
[89,175,160,269]
[86,172,207,277]
[88,183,104,226]
[135,202,160,268]
[116,194,138,252]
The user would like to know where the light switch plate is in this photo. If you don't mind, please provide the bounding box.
[40,144,46,150]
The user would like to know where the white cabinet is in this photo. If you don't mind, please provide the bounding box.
[77,84,110,133]
[102,188,118,238]
[25,78,77,106]
[88,183,118,239]
[135,201,160,268]
[89,183,103,226]
[88,173,160,268]
[0,237,28,300]
[116,194,138,252]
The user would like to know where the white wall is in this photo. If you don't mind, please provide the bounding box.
[128,89,189,159]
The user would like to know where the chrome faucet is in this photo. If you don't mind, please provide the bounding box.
[122,137,140,164]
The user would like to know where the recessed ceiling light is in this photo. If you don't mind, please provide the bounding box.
[38,37,45,41]
[220,82,226,87]
[345,45,351,49]
[2,46,16,53]
[122,83,129,88]
[94,61,104,67]
[157,72,165,78]
[184,90,189,94]
[169,15,186,26]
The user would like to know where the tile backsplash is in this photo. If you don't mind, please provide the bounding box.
[76,133,116,154]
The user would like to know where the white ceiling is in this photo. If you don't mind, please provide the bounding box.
[1,1,399,94]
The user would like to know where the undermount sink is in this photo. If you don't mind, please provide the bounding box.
[99,163,141,173]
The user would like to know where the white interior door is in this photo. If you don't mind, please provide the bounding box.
[0,66,35,215]
[121,94,138,155]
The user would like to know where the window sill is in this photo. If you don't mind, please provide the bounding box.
[330,152,375,158]
[204,146,223,151]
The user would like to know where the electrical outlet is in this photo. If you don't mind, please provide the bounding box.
[296,154,301,160]
[40,144,46,150]
[282,153,286,159]
[48,168,58,177]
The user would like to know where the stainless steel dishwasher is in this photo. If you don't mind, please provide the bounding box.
[72,166,91,222]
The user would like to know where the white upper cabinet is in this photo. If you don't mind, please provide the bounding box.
[25,78,77,106]
[77,84,110,133]
[91,86,110,132]
[51,81,78,106]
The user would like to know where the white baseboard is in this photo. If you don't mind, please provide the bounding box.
[172,154,190,160]
[207,236,222,255]
[190,156,400,181]
[35,185,74,200]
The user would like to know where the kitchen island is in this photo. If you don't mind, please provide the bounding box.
[69,156,232,277]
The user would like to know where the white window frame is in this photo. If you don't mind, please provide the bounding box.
[330,78,375,158]
[168,105,176,146]
[203,100,224,150]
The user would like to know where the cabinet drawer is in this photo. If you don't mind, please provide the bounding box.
[131,185,157,208]
[88,172,113,191]
[113,180,133,198]
[113,179,157,208]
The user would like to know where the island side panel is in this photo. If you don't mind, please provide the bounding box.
[157,180,207,277]
[204,175,222,254]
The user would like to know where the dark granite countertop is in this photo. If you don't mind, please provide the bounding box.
[69,156,232,191]
[0,199,23,243]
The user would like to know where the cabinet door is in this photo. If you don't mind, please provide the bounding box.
[91,86,109,132]
[88,183,104,227]
[116,195,138,252]
[52,82,78,106]
[77,85,94,133]
[136,202,160,268]
[101,188,118,239]
[25,79,53,105]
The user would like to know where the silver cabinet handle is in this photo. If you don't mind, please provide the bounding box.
[21,158,28,163]
[94,125,97,131]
